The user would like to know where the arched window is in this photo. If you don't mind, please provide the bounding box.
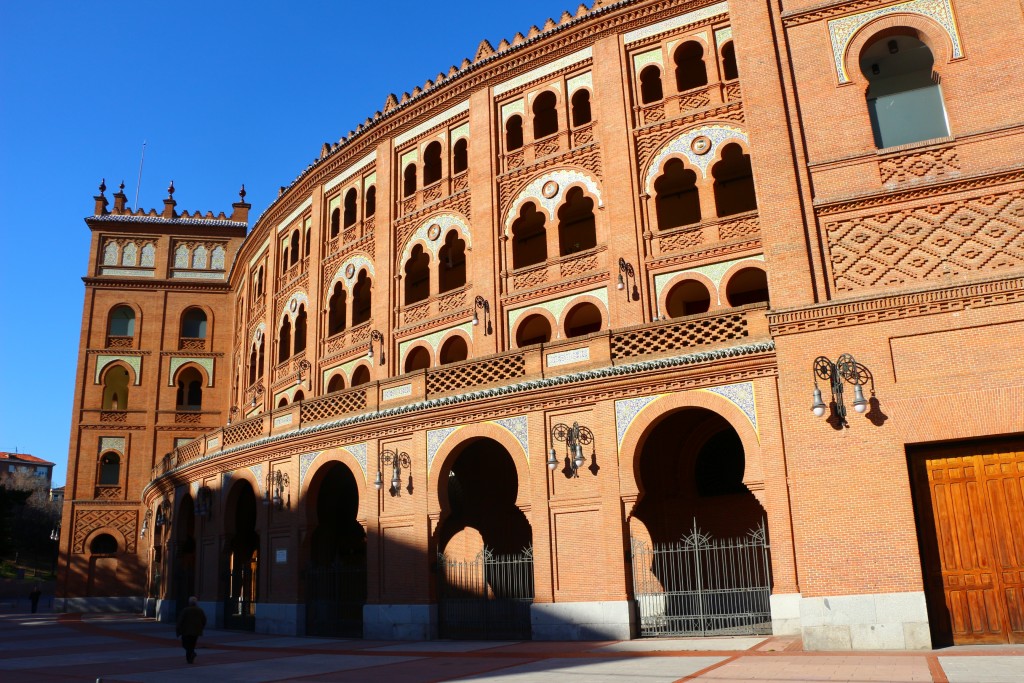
[281,245,290,273]
[564,302,603,337]
[675,41,708,92]
[249,344,258,385]
[404,244,431,305]
[639,65,663,104]
[327,374,345,393]
[532,91,558,139]
[352,270,372,325]
[654,159,701,229]
[102,365,130,410]
[305,225,311,256]
[666,279,712,317]
[423,141,442,186]
[404,346,431,373]
[257,338,265,378]
[861,33,949,148]
[293,390,304,402]
[90,533,118,555]
[330,208,341,238]
[328,283,348,336]
[99,453,120,486]
[725,267,769,307]
[289,230,300,266]
[516,314,552,347]
[712,143,757,216]
[505,115,524,151]
[511,202,547,269]
[254,266,264,296]
[343,188,357,228]
[557,187,597,256]
[439,336,468,365]
[278,397,289,408]
[403,163,417,197]
[438,231,466,293]
[175,367,203,411]
[293,305,307,354]
[452,139,468,174]
[181,308,207,339]
[108,306,135,337]
[351,365,370,386]
[721,41,738,80]
[365,186,376,217]
[571,90,592,126]
[278,317,292,363]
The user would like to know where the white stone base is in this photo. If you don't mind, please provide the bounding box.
[531,600,635,640]
[800,591,932,650]
[57,596,144,613]
[154,598,176,622]
[363,604,437,640]
[770,593,801,636]
[255,602,304,635]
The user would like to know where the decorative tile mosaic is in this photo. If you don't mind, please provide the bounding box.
[94,355,142,385]
[121,242,138,266]
[172,271,225,280]
[427,426,460,473]
[493,415,529,461]
[299,451,322,486]
[623,1,728,44]
[504,169,603,233]
[140,243,156,268]
[101,268,155,277]
[168,357,214,387]
[547,347,590,367]
[507,287,608,333]
[450,122,470,142]
[501,99,525,122]
[653,255,764,305]
[321,355,368,386]
[615,395,662,448]
[99,437,125,454]
[280,291,309,323]
[494,47,592,96]
[324,151,376,193]
[174,245,190,268]
[399,322,473,359]
[176,438,193,448]
[211,246,225,270]
[400,148,419,168]
[249,464,264,496]
[566,71,593,95]
[192,245,208,269]
[206,436,220,451]
[715,27,732,47]
[103,242,119,265]
[401,213,472,263]
[632,48,664,74]
[364,172,376,190]
[395,100,470,147]
[346,442,368,480]
[704,381,757,433]
[382,384,413,401]
[326,254,375,304]
[829,0,961,84]
[248,238,269,268]
[251,322,266,346]
[276,197,312,234]
[273,413,293,429]
[644,125,749,188]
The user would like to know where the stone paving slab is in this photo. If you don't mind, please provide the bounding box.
[370,640,519,653]
[452,655,726,682]
[700,655,932,682]
[105,653,424,683]
[0,646,211,671]
[939,655,1024,683]
[596,636,767,651]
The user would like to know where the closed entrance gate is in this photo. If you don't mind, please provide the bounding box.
[910,440,1024,645]
[631,522,772,637]
[305,564,367,637]
[437,547,534,640]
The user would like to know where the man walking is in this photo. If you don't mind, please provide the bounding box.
[175,596,206,664]
[29,586,41,614]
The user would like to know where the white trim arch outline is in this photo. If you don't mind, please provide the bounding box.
[503,169,604,235]
[324,253,376,306]
[644,125,750,190]
[400,213,473,265]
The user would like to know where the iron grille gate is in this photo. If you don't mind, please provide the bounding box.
[305,564,367,637]
[437,546,534,640]
[631,522,772,637]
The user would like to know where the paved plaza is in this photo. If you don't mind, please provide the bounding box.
[0,612,1020,682]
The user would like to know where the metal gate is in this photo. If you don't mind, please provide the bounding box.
[305,564,367,637]
[437,546,534,640]
[631,522,771,637]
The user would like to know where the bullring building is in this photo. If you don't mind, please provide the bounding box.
[58,0,1024,649]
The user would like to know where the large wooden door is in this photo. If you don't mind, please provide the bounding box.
[911,439,1024,645]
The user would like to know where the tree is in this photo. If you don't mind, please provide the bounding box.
[1,471,60,564]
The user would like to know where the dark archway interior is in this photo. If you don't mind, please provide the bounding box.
[175,494,196,614]
[309,464,365,567]
[224,482,259,629]
[439,438,531,556]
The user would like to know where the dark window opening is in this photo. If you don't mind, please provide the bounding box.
[654,159,702,229]
[712,143,757,217]
[365,186,376,217]
[516,314,552,347]
[505,115,524,151]
[423,141,442,186]
[344,188,357,228]
[352,271,372,325]
[293,305,307,354]
[532,91,558,139]
[564,302,603,337]
[725,267,769,307]
[439,336,468,365]
[404,244,431,305]
[108,306,135,337]
[557,187,597,256]
[404,346,431,373]
[511,202,547,269]
[721,41,738,80]
[571,90,592,127]
[328,283,348,336]
[403,163,417,197]
[438,231,467,293]
[666,280,712,317]
[675,41,708,92]
[99,453,120,486]
[640,65,663,104]
[452,138,468,174]
[181,308,207,338]
[278,317,292,363]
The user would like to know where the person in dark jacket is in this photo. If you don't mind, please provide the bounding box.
[175,596,206,664]
[29,586,41,614]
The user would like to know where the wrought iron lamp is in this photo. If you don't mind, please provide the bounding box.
[548,421,596,477]
[367,330,385,365]
[50,523,60,542]
[140,509,152,538]
[154,500,172,529]
[228,406,239,425]
[473,295,492,335]
[810,353,874,428]
[264,470,290,510]
[375,448,412,496]
[294,359,311,387]
[248,383,265,409]
[617,257,639,302]
[194,486,213,519]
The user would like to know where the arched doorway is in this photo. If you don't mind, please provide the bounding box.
[174,493,196,617]
[304,462,367,637]
[223,480,259,631]
[436,438,533,639]
[630,408,771,636]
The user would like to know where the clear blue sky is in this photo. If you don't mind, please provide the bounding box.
[0,0,580,486]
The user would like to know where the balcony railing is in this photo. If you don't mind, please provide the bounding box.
[505,246,607,292]
[399,286,470,329]
[105,335,134,349]
[634,80,740,127]
[649,211,760,257]
[501,123,595,174]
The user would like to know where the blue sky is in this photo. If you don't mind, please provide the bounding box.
[0,0,581,486]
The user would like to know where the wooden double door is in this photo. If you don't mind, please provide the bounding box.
[911,439,1024,645]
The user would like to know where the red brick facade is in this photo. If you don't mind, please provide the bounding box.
[58,0,1024,649]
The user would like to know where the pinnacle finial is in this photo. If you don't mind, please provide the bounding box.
[239,184,246,201]
[99,178,107,195]
[119,180,125,192]
[167,180,175,197]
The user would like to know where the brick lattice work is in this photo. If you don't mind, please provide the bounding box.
[223,415,263,446]
[73,508,138,554]
[611,313,748,360]
[426,353,526,395]
[300,388,368,423]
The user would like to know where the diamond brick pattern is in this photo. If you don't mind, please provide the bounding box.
[223,415,263,446]
[427,353,526,395]
[300,387,367,424]
[610,313,748,360]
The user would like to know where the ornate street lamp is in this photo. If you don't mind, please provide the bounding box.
[194,486,214,519]
[617,257,639,302]
[473,295,492,336]
[810,353,874,427]
[264,471,291,510]
[294,358,311,387]
[548,421,596,478]
[375,448,412,497]
[248,383,265,409]
[367,330,385,365]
